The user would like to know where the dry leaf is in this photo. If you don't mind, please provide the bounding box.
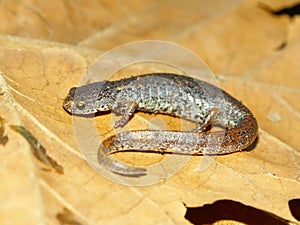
[10,125,63,174]
[0,1,300,225]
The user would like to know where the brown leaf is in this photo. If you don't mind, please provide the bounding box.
[0,1,300,225]
[10,125,63,174]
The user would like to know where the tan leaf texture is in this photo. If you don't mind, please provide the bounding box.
[0,1,300,225]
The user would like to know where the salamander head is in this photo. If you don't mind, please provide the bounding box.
[63,82,114,115]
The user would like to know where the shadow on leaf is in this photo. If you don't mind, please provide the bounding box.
[184,199,292,225]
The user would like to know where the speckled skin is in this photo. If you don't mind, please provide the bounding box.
[63,73,258,177]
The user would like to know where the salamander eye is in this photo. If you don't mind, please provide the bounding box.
[76,101,86,110]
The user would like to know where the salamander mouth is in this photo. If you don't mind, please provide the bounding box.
[63,99,104,115]
[63,99,74,114]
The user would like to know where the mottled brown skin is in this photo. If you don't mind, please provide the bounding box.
[63,73,258,177]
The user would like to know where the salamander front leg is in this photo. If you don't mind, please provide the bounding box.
[112,100,138,128]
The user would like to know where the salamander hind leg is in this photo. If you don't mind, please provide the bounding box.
[192,108,218,132]
[112,100,138,128]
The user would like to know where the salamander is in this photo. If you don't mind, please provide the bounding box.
[63,73,258,177]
